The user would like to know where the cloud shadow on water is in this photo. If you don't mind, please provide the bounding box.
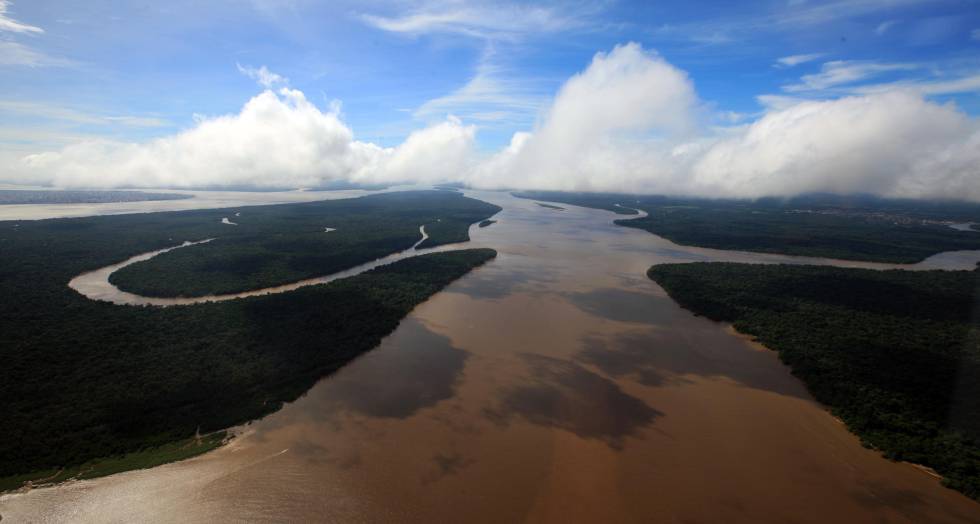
[566,287,678,324]
[256,318,470,433]
[576,328,811,401]
[451,265,551,300]
[484,353,661,449]
[319,318,470,419]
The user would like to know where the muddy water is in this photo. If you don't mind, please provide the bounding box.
[2,191,980,523]
[0,186,417,221]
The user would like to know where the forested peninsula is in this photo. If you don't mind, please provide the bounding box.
[648,262,980,499]
[0,191,498,490]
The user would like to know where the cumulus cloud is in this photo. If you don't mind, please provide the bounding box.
[468,43,700,192]
[466,43,980,200]
[692,93,980,200]
[8,44,980,201]
[15,88,474,189]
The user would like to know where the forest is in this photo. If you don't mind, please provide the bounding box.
[514,191,980,263]
[0,190,498,489]
[647,262,980,499]
[108,191,500,296]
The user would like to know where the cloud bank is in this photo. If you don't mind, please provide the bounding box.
[9,43,980,201]
[466,43,980,201]
[17,88,475,189]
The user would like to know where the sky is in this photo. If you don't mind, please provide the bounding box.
[2,0,980,199]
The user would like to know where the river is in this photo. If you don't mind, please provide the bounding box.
[1,190,978,523]
[0,186,412,221]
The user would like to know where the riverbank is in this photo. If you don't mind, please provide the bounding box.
[514,191,980,263]
[0,190,500,486]
[648,261,980,499]
[0,432,226,493]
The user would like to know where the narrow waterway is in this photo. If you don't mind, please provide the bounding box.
[68,225,466,306]
[2,191,978,523]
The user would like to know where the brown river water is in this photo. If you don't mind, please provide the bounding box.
[2,190,979,523]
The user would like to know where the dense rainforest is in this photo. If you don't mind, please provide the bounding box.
[647,262,980,499]
[514,191,980,263]
[0,190,498,489]
[109,191,500,297]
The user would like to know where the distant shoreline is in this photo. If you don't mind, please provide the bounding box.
[0,189,193,205]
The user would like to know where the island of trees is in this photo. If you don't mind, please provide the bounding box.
[648,262,980,499]
[108,191,500,297]
[0,190,498,491]
[515,191,980,263]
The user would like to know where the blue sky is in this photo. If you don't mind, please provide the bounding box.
[2,1,980,198]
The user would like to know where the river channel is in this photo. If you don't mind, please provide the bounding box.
[2,190,978,523]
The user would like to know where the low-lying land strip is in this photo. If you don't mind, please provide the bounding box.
[648,262,980,499]
[0,189,193,205]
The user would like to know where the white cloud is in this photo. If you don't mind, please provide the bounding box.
[875,19,899,35]
[783,60,918,92]
[775,53,824,68]
[466,43,980,201]
[693,92,980,200]
[771,0,925,27]
[651,0,930,46]
[0,3,73,69]
[0,0,41,34]
[851,73,980,96]
[755,94,807,110]
[467,43,701,192]
[379,116,476,183]
[237,63,288,88]
[8,42,980,202]
[0,100,167,127]
[0,41,72,67]
[414,49,547,127]
[14,88,474,189]
[102,116,169,127]
[360,1,592,40]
